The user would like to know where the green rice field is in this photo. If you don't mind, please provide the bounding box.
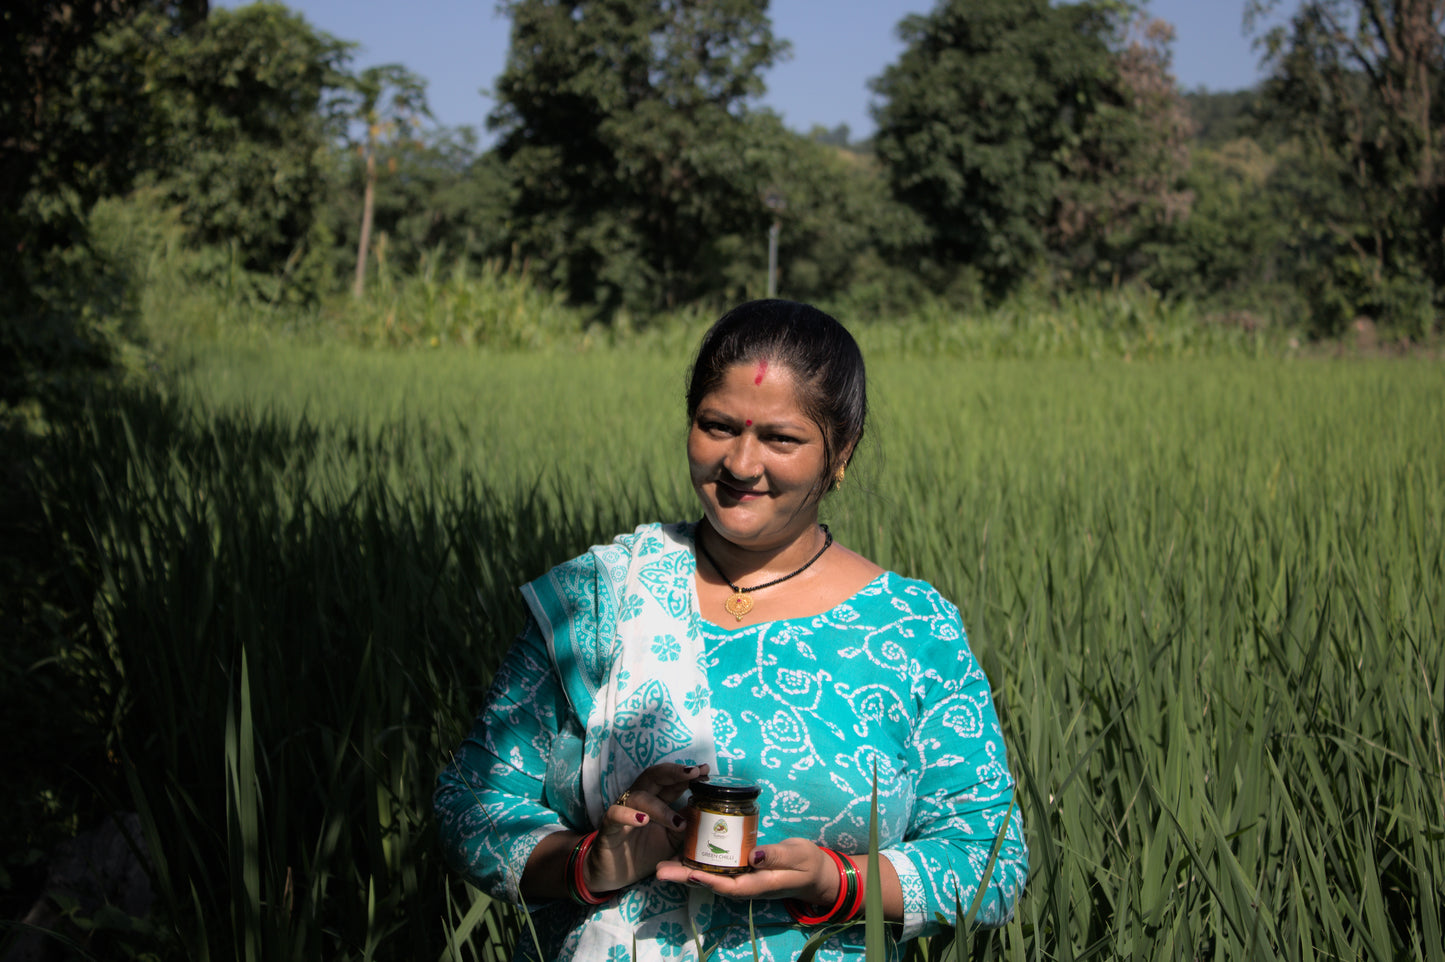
[9,340,1443,961]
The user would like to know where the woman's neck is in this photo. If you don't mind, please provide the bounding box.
[695,516,829,587]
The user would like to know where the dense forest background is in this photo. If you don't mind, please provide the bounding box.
[4,0,1443,402]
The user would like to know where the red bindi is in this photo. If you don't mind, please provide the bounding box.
[753,359,768,386]
[745,419,752,426]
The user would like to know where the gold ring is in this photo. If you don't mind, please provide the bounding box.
[615,790,633,808]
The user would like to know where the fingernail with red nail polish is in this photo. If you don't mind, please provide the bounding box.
[751,849,765,865]
[635,813,647,824]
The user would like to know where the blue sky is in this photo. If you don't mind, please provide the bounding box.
[216,1,1285,140]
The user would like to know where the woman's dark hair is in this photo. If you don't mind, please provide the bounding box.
[686,299,866,490]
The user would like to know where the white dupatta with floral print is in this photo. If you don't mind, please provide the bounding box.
[521,522,718,961]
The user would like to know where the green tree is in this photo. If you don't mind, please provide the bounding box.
[754,124,927,307]
[1051,13,1196,286]
[1144,137,1304,313]
[133,2,352,293]
[1,0,209,400]
[1,1,350,305]
[1183,87,1268,147]
[869,0,1121,296]
[490,0,789,314]
[870,0,1195,298]
[342,64,431,296]
[325,127,513,278]
[1250,0,1445,334]
[808,123,855,150]
[0,1,210,254]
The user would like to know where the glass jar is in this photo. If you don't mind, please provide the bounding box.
[682,777,761,875]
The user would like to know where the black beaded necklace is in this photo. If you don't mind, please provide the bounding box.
[695,521,833,622]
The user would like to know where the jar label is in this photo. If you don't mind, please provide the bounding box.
[685,809,758,869]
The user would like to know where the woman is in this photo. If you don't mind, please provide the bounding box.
[435,300,1028,961]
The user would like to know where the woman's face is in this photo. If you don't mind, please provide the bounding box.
[688,359,831,552]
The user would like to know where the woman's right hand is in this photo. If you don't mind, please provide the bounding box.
[586,762,710,892]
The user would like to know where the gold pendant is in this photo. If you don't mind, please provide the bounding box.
[724,593,754,621]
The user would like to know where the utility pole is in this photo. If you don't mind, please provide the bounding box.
[764,188,785,298]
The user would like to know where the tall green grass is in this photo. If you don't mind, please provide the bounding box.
[9,349,1442,960]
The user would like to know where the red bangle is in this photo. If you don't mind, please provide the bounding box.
[786,848,851,925]
[565,831,610,905]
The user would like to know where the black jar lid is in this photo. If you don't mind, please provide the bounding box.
[691,776,761,801]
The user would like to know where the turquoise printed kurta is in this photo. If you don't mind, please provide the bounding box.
[434,523,1027,960]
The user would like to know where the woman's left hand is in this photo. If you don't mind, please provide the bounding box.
[654,838,839,904]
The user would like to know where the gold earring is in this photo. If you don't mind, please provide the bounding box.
[834,465,846,487]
